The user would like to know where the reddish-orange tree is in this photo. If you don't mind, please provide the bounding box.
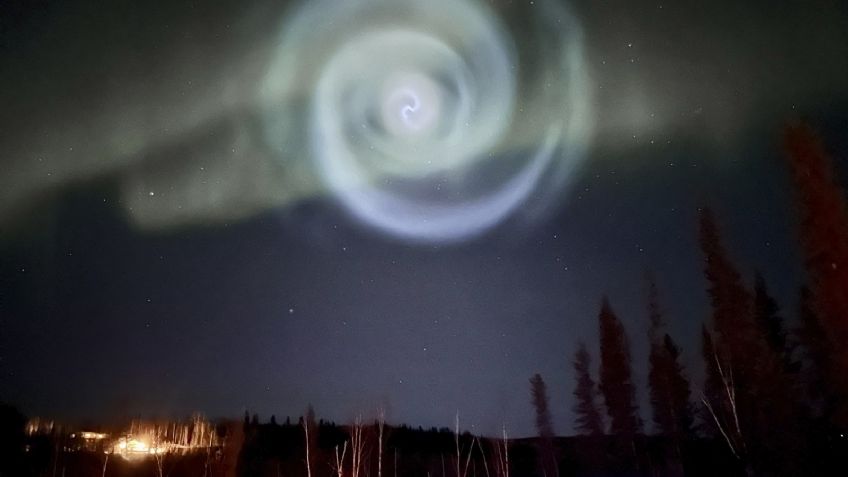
[784,124,848,427]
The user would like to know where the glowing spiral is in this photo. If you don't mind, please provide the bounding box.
[261,0,592,241]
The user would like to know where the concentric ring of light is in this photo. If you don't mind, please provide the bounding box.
[260,0,592,242]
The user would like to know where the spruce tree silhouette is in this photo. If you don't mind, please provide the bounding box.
[598,298,641,437]
[784,123,848,430]
[598,297,642,471]
[646,278,693,441]
[529,373,558,477]
[572,343,604,436]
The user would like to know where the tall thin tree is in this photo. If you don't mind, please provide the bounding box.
[599,297,643,472]
[646,278,693,440]
[784,123,848,428]
[530,374,558,477]
[572,343,604,436]
[598,297,641,437]
[698,210,806,475]
[698,209,759,472]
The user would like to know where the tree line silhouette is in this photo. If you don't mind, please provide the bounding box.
[523,123,848,477]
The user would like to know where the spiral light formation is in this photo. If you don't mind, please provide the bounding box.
[261,0,592,241]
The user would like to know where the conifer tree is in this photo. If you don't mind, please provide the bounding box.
[698,209,758,468]
[530,373,558,477]
[598,297,641,437]
[784,124,848,427]
[572,343,604,436]
[660,334,694,439]
[698,209,804,474]
[698,209,759,367]
[646,279,693,439]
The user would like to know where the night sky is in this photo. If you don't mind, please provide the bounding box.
[2,0,848,437]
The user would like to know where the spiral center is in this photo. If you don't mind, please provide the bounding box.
[381,72,442,140]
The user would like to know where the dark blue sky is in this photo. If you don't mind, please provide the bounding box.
[2,0,848,437]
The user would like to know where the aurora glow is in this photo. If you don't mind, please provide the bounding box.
[260,0,592,242]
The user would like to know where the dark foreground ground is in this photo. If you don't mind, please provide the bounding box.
[3,406,847,477]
